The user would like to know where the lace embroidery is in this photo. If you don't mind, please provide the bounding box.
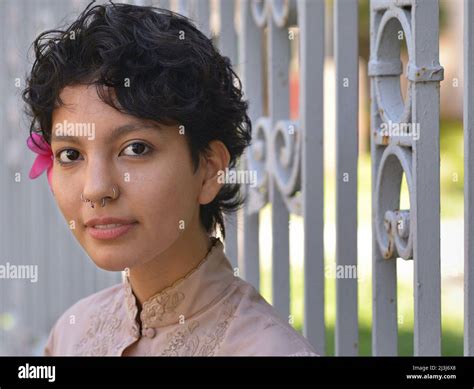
[198,300,235,356]
[73,297,128,356]
[141,291,185,326]
[160,300,236,356]
[159,321,200,356]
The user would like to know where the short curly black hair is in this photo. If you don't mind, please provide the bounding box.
[22,0,252,240]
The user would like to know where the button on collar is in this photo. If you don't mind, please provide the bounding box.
[143,327,156,339]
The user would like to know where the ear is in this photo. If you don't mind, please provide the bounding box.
[198,140,231,205]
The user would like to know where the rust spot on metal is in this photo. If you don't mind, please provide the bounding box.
[383,240,395,260]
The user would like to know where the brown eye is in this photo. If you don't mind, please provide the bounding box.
[58,149,81,163]
[121,142,151,157]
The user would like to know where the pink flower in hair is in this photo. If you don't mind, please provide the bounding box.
[26,132,54,188]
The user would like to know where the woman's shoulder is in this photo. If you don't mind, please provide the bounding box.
[44,282,123,355]
[219,277,319,356]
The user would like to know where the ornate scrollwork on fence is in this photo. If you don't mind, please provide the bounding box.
[369,1,444,261]
[246,0,302,216]
[374,144,413,260]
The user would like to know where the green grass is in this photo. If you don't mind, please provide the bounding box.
[440,118,464,219]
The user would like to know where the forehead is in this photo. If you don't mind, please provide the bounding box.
[51,85,176,142]
[54,84,115,117]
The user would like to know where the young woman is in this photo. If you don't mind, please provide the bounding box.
[23,1,317,357]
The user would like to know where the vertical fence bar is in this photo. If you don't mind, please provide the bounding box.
[218,0,237,62]
[334,0,359,356]
[5,0,27,354]
[158,0,171,9]
[268,2,290,320]
[0,0,8,355]
[176,0,188,14]
[369,0,399,356]
[175,0,210,38]
[218,0,239,269]
[26,0,43,349]
[192,0,210,37]
[238,0,262,290]
[298,0,325,354]
[36,0,59,346]
[411,0,442,356]
[464,0,474,357]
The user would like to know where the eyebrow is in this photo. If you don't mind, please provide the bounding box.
[50,122,162,144]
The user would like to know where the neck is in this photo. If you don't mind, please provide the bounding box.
[128,228,213,308]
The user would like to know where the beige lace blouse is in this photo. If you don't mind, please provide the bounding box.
[44,237,318,356]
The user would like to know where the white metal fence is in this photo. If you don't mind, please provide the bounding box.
[0,0,470,356]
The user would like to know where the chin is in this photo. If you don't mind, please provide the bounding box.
[92,259,131,272]
[87,248,139,272]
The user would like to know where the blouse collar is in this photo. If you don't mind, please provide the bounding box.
[122,237,235,331]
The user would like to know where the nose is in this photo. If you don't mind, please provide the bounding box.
[81,156,119,206]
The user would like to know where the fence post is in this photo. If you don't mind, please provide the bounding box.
[334,0,359,356]
[299,0,326,355]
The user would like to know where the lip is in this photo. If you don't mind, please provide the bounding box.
[85,217,137,227]
[85,217,138,241]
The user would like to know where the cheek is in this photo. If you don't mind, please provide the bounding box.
[52,173,81,226]
[130,156,200,232]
